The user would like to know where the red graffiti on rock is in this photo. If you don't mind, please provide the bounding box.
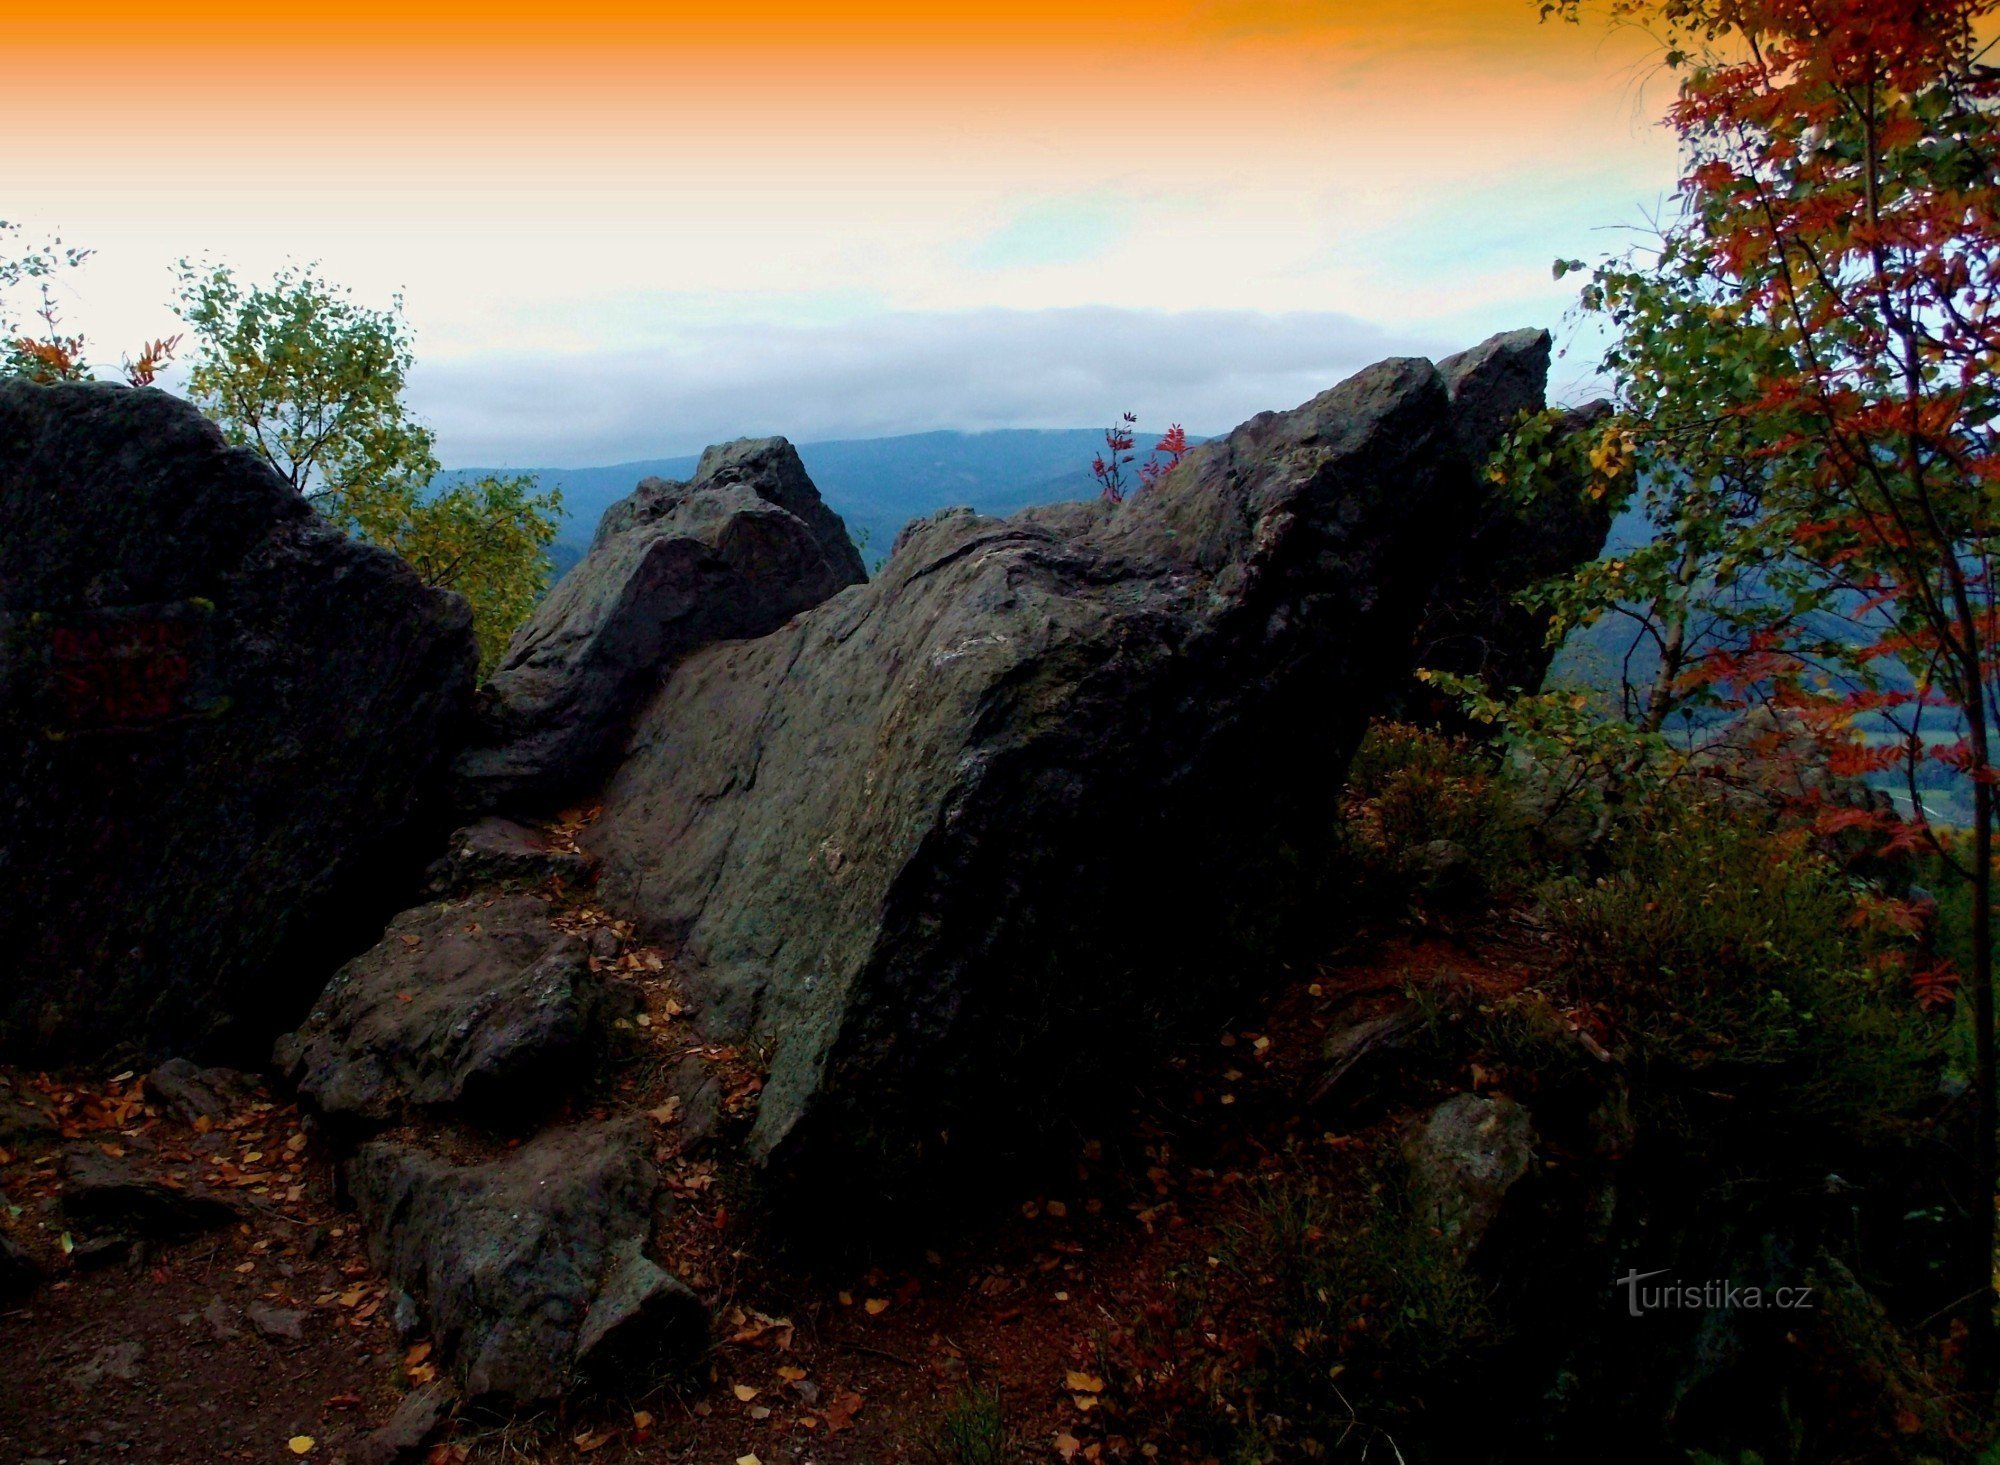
[47,616,200,732]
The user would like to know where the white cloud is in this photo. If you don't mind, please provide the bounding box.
[410,304,1460,466]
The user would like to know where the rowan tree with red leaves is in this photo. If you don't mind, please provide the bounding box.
[1547,0,2000,1378]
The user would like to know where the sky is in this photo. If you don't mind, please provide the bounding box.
[5,1,1680,467]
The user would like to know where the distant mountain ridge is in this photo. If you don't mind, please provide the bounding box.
[438,427,1207,578]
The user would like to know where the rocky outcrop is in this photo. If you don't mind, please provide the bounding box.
[345,1119,705,1403]
[584,335,1551,1192]
[1406,330,1615,717]
[0,381,477,1062]
[454,438,866,812]
[274,895,607,1126]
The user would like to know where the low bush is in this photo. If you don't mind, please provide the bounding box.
[1341,724,1535,909]
[1538,792,1943,1150]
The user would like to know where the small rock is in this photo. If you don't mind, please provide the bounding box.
[274,895,606,1126]
[0,1082,56,1140]
[423,817,599,896]
[668,1054,723,1152]
[72,1340,144,1390]
[200,1297,242,1340]
[346,1117,706,1403]
[352,1382,453,1465]
[1404,1092,1537,1253]
[391,1288,423,1341]
[0,1232,42,1297]
[144,1059,257,1125]
[60,1149,237,1239]
[245,1301,308,1342]
[69,1234,136,1271]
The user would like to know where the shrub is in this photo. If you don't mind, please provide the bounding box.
[1341,723,1535,908]
[1539,792,1942,1148]
[1223,1168,1501,1434]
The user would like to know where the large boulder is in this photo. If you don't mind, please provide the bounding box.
[584,336,1551,1192]
[454,437,866,812]
[1404,330,1616,717]
[274,894,605,1126]
[0,382,477,1062]
[345,1119,705,1403]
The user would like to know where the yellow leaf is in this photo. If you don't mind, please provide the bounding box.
[1065,1370,1105,1392]
[632,1410,655,1431]
[864,1297,889,1315]
[574,1428,614,1452]
[733,1384,759,1402]
[287,1438,315,1456]
[777,1365,807,1381]
[738,1456,763,1465]
[1055,1432,1082,1461]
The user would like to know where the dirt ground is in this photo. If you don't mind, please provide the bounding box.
[0,914,1544,1465]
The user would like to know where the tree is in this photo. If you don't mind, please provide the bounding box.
[1544,0,2000,1380]
[173,262,560,671]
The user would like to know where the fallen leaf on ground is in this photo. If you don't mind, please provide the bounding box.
[733,1384,759,1402]
[1065,1370,1106,1393]
[864,1297,889,1315]
[287,1438,315,1456]
[824,1389,864,1433]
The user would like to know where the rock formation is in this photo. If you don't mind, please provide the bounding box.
[0,381,477,1062]
[453,438,867,812]
[1404,330,1617,718]
[583,334,1552,1193]
[345,1119,705,1403]
[274,894,609,1127]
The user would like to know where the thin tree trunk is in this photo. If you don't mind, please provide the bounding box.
[1639,538,1700,736]
[1970,709,1996,1394]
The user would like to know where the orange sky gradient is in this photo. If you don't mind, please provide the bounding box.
[4,2,1683,462]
